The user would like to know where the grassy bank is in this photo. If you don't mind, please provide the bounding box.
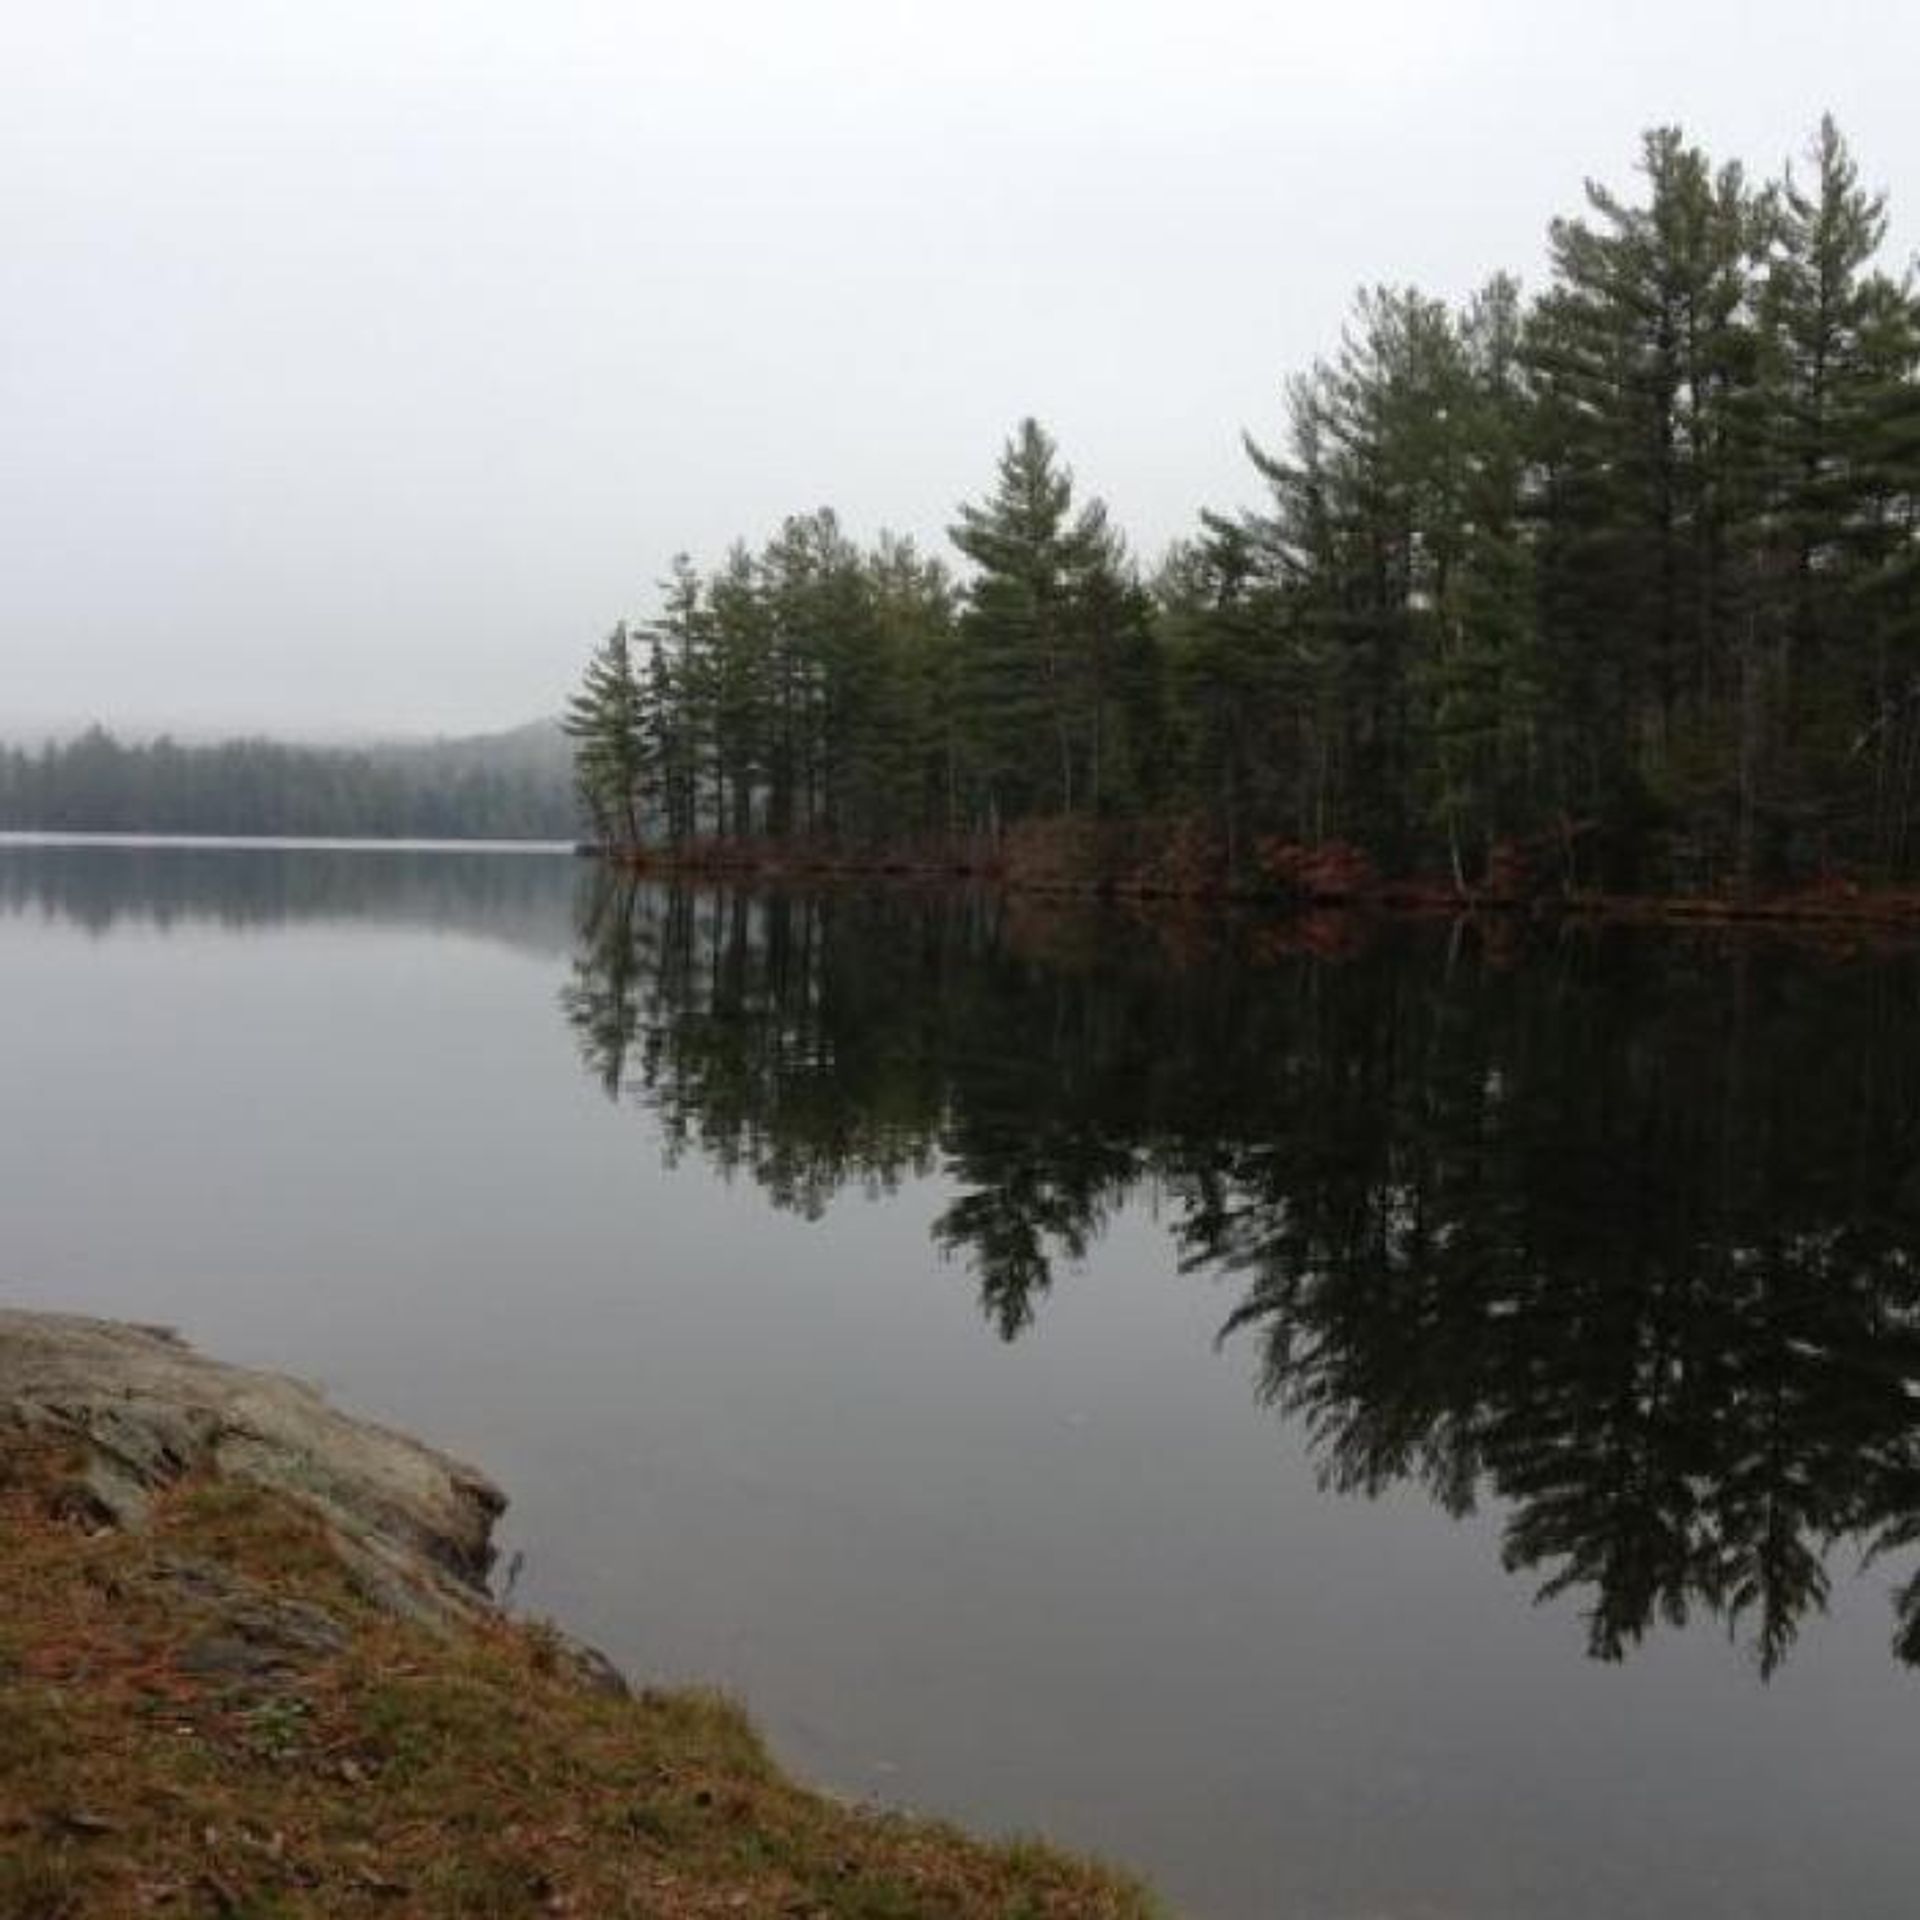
[0,1433,1159,1920]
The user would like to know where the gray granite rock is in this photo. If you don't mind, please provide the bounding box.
[0,1310,504,1631]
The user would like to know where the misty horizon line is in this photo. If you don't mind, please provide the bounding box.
[0,712,565,753]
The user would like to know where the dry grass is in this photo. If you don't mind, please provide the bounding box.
[0,1436,1161,1919]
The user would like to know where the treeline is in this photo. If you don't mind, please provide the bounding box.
[568,119,1920,893]
[0,723,579,840]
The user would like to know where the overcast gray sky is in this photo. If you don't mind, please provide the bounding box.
[4,1,1916,739]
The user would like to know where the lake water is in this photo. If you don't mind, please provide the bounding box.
[5,837,1920,1919]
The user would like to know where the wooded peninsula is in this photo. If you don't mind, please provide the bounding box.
[567,120,1920,906]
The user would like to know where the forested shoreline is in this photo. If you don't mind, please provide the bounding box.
[0,722,578,840]
[568,120,1920,901]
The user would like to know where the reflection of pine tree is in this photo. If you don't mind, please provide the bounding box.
[558,876,644,1097]
[561,877,1920,1673]
[935,1143,1139,1342]
[1195,935,1920,1673]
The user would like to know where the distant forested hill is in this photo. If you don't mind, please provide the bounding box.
[0,720,580,839]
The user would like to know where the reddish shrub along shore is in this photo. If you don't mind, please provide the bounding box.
[600,820,1920,929]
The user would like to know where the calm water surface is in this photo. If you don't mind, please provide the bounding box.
[5,839,1920,1919]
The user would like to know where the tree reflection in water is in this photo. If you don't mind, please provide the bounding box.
[562,874,1920,1676]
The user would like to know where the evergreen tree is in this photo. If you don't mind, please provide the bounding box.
[707,541,774,839]
[563,624,649,844]
[948,418,1118,828]
[643,557,710,845]
[1762,118,1920,868]
[1528,130,1774,883]
[864,531,960,837]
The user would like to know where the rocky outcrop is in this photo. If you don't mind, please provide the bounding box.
[0,1311,506,1632]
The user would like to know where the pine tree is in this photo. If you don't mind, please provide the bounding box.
[1421,276,1538,883]
[949,418,1117,828]
[1157,518,1287,866]
[1760,118,1920,869]
[708,541,774,839]
[643,557,710,845]
[759,512,854,839]
[1528,129,1773,883]
[562,624,649,845]
[864,531,960,838]
[1239,284,1533,874]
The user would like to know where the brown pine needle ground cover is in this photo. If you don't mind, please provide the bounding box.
[0,1437,1161,1920]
